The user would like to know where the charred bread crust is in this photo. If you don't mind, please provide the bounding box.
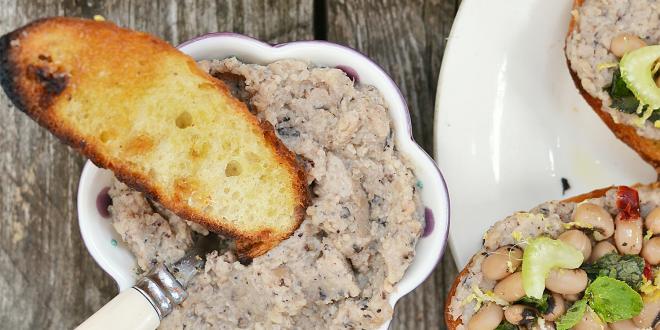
[443,183,660,329]
[566,0,660,173]
[0,17,309,260]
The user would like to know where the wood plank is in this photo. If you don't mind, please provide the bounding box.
[0,1,314,329]
[326,0,461,328]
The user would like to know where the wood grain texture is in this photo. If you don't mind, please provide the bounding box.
[0,0,460,329]
[0,1,313,329]
[326,0,460,329]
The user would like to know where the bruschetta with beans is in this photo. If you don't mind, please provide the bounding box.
[566,0,660,171]
[445,184,660,330]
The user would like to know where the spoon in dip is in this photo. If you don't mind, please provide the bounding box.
[76,235,219,330]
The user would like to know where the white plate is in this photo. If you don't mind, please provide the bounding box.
[434,0,657,268]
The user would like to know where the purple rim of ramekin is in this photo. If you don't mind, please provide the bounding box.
[177,32,451,287]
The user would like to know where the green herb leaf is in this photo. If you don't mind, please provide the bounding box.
[494,320,517,330]
[609,69,635,98]
[556,299,587,330]
[582,253,645,290]
[607,69,660,121]
[584,277,643,322]
[516,293,550,313]
[611,95,646,114]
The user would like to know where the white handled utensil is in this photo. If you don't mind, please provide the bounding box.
[76,236,216,330]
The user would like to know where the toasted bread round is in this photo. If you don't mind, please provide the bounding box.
[566,0,660,173]
[0,17,310,259]
[444,183,660,329]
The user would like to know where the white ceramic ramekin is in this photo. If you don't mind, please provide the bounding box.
[77,33,450,329]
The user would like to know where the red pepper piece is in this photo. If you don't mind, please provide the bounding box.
[616,186,640,221]
[643,260,653,280]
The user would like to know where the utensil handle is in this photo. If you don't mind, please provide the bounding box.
[75,288,160,330]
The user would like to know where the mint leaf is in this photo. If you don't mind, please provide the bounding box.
[607,69,660,122]
[609,69,634,98]
[556,299,587,330]
[584,277,643,322]
[582,253,645,290]
[494,321,517,330]
[516,293,550,313]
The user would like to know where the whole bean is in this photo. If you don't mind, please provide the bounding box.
[609,319,638,330]
[563,293,581,302]
[632,296,660,328]
[573,203,614,241]
[610,33,647,57]
[559,230,592,260]
[641,237,660,265]
[530,322,555,330]
[574,308,610,330]
[589,241,618,263]
[543,293,566,322]
[614,215,643,255]
[467,302,503,330]
[646,207,660,234]
[504,304,537,326]
[482,246,523,281]
[546,269,588,295]
[494,272,526,303]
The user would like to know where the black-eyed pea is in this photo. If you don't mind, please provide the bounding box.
[494,272,526,303]
[609,319,638,330]
[645,207,660,233]
[574,308,609,330]
[614,214,643,255]
[641,237,660,265]
[467,302,503,330]
[543,293,566,322]
[530,321,556,330]
[589,241,618,263]
[482,246,523,281]
[632,295,660,328]
[504,304,537,326]
[559,230,592,261]
[610,33,647,57]
[545,269,588,295]
[573,203,614,241]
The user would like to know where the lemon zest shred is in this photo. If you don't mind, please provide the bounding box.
[460,283,509,311]
[93,15,105,21]
[645,230,654,241]
[596,62,618,71]
[637,106,655,127]
[506,259,515,273]
[460,293,480,309]
[655,120,660,128]
[653,60,660,75]
[642,270,660,298]
[640,278,657,296]
[563,221,593,230]
[512,231,523,242]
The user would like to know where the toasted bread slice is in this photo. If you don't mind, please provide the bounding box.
[444,183,659,329]
[0,17,309,259]
[566,0,660,173]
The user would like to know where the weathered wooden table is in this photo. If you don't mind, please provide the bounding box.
[0,0,460,328]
